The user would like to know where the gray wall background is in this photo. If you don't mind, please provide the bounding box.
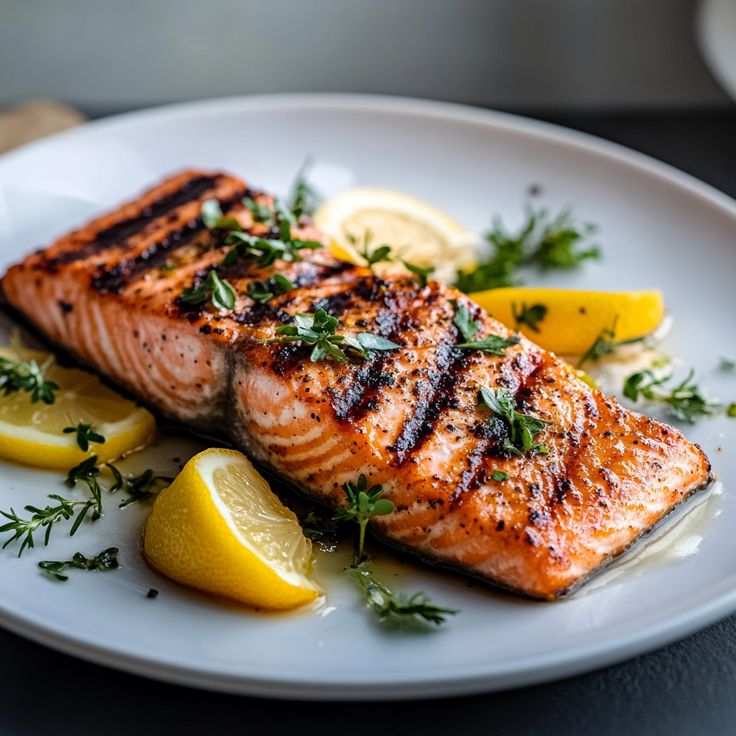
[0,0,729,112]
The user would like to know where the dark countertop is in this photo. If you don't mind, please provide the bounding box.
[1,107,735,736]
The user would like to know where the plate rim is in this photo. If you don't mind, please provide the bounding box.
[0,92,735,699]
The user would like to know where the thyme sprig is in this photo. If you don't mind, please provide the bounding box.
[452,302,520,355]
[180,269,237,310]
[65,456,104,519]
[576,317,645,367]
[288,157,320,220]
[402,260,435,287]
[354,237,435,286]
[454,205,600,293]
[480,386,549,456]
[267,309,399,363]
[347,560,457,628]
[0,350,59,404]
[623,367,721,424]
[334,475,395,558]
[39,547,119,582]
[63,422,105,452]
[247,274,295,304]
[106,464,172,507]
[0,494,98,556]
[335,476,457,628]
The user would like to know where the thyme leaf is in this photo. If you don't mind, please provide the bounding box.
[267,309,399,363]
[62,422,105,452]
[479,386,549,456]
[39,547,119,582]
[452,302,519,355]
[180,270,237,310]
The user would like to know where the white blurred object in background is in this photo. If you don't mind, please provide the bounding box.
[698,0,736,100]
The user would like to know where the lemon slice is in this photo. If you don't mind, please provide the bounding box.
[471,287,665,355]
[143,449,320,610]
[314,187,477,283]
[0,346,154,470]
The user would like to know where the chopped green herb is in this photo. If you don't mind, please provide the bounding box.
[491,470,509,481]
[402,260,435,287]
[300,509,344,550]
[247,274,295,304]
[452,301,519,355]
[116,468,172,508]
[452,301,481,341]
[512,302,547,333]
[200,199,241,230]
[458,334,520,355]
[727,403,736,418]
[0,352,59,404]
[359,238,393,268]
[0,494,98,556]
[576,317,645,367]
[288,157,320,220]
[39,547,119,582]
[63,422,105,452]
[267,309,399,363]
[222,227,322,269]
[65,455,104,520]
[454,205,600,293]
[333,475,395,558]
[201,196,323,271]
[243,196,276,226]
[346,559,457,628]
[720,356,736,372]
[180,270,237,310]
[623,367,721,424]
[479,386,549,456]
[104,462,171,507]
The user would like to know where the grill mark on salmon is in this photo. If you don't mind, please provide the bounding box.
[0,169,713,600]
[42,174,222,269]
[91,188,250,293]
[390,338,468,465]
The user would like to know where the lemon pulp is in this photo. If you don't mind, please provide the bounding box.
[143,449,320,610]
[315,187,476,283]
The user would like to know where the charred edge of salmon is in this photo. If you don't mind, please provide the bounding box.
[39,174,226,270]
[91,187,253,293]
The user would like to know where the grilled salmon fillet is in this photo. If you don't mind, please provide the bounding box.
[0,170,711,599]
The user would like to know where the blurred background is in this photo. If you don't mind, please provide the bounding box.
[0,0,734,113]
[3,0,734,192]
[2,0,735,190]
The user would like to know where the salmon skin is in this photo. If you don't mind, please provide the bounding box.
[0,170,711,600]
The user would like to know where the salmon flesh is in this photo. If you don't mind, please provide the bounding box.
[0,170,711,599]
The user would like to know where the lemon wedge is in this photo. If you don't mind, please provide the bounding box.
[143,449,320,610]
[472,287,665,355]
[0,346,154,470]
[314,187,476,283]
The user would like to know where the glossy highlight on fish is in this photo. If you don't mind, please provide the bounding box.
[0,170,712,599]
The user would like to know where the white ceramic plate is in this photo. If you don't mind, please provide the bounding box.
[0,95,734,700]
